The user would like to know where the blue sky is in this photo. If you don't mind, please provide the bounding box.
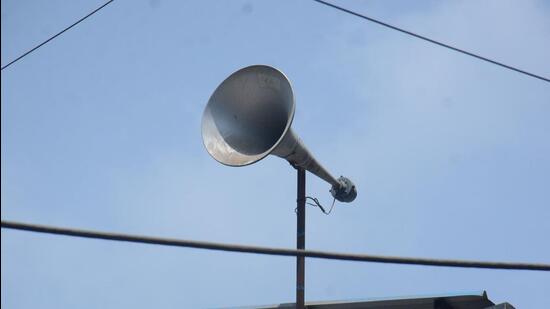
[1,0,549,308]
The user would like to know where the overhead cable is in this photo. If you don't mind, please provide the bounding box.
[1,0,115,71]
[311,0,550,83]
[2,220,550,271]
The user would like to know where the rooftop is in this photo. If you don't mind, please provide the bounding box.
[245,291,515,309]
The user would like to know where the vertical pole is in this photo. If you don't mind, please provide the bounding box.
[296,168,306,309]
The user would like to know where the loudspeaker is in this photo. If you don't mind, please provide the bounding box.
[202,65,356,202]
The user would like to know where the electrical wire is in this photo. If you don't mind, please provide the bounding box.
[4,0,547,84]
[2,220,550,271]
[1,0,115,71]
[306,196,336,215]
[311,0,550,83]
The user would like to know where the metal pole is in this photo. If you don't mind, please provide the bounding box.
[296,168,306,309]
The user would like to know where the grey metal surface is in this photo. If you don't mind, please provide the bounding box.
[244,291,498,309]
[330,176,357,203]
[271,129,339,187]
[202,65,295,167]
[201,65,356,202]
[487,303,515,309]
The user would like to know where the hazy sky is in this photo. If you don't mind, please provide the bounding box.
[2,0,549,308]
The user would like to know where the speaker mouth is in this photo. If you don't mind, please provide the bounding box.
[201,65,295,167]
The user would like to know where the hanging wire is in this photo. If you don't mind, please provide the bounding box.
[311,0,550,83]
[3,220,550,271]
[295,196,336,215]
[1,0,115,70]
[306,196,336,215]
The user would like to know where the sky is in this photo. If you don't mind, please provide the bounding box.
[1,0,550,308]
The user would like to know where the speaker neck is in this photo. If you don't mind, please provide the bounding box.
[271,130,339,187]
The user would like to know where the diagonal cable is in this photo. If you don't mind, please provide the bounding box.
[2,220,550,271]
[1,0,115,71]
[312,0,550,83]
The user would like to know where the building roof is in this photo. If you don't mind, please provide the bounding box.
[246,291,515,309]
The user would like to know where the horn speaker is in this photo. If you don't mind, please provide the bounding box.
[201,65,356,203]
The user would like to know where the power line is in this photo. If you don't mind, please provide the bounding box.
[1,0,115,71]
[311,0,550,83]
[2,220,549,271]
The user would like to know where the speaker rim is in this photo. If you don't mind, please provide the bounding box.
[201,64,296,167]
